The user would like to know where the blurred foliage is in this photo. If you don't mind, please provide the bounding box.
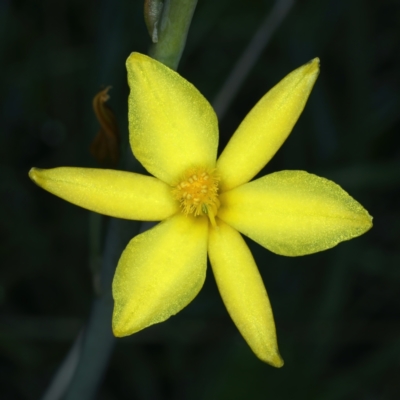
[1,0,400,399]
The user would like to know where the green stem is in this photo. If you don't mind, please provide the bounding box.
[62,218,138,400]
[212,0,294,119]
[88,212,103,295]
[148,0,198,70]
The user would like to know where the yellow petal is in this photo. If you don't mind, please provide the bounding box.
[127,53,218,185]
[208,220,283,367]
[217,59,320,191]
[218,171,373,256]
[112,213,208,336]
[29,167,178,220]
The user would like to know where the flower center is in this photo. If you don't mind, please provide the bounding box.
[172,167,220,227]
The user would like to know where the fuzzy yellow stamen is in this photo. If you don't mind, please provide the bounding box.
[172,168,219,226]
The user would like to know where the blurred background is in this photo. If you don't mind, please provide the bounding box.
[1,0,400,398]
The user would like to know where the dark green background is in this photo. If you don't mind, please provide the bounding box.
[1,0,399,398]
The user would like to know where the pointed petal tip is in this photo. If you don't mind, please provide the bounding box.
[271,354,285,368]
[126,52,155,70]
[112,327,124,338]
[127,51,144,62]
[126,52,144,72]
[366,212,373,230]
[112,320,132,338]
[112,310,144,338]
[307,57,320,65]
[28,167,42,184]
[258,348,284,368]
[304,57,320,76]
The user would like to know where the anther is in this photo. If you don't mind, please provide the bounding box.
[172,167,220,223]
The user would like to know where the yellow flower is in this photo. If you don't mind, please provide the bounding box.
[29,53,372,367]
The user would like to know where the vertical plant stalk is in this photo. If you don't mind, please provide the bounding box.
[213,0,294,119]
[148,0,198,70]
[63,218,123,400]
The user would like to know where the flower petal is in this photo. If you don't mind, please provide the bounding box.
[29,167,178,220]
[218,171,373,256]
[127,53,219,184]
[208,220,283,367]
[216,59,320,191]
[112,214,208,336]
